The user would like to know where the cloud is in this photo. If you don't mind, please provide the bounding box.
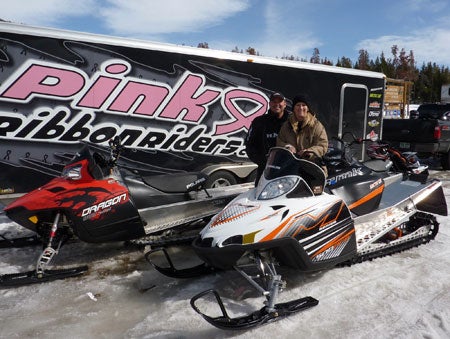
[254,0,320,59]
[356,25,450,66]
[365,1,450,66]
[100,0,250,36]
[1,0,97,26]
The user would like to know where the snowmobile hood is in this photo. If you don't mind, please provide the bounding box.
[200,185,347,248]
[198,148,337,248]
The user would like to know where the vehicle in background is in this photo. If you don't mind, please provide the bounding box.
[382,103,450,169]
[441,84,450,104]
[406,104,421,119]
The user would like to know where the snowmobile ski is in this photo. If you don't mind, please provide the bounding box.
[0,265,88,287]
[190,289,318,330]
[0,234,41,248]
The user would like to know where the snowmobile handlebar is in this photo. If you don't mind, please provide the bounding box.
[333,131,373,147]
[108,136,126,167]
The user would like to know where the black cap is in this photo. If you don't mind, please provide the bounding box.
[269,92,285,101]
[292,94,310,108]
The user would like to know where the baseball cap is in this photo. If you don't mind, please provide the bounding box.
[269,92,285,101]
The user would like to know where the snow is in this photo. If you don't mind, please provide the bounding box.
[1,173,450,339]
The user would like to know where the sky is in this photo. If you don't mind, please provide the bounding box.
[1,0,450,68]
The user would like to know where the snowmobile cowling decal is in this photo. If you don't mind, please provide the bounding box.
[260,201,349,242]
[310,229,354,262]
[348,183,384,210]
[81,193,127,217]
[210,203,260,227]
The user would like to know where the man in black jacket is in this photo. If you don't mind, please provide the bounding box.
[245,92,289,184]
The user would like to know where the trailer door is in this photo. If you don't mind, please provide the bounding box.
[339,84,368,160]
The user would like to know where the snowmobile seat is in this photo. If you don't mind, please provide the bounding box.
[329,175,384,215]
[363,159,393,172]
[141,172,208,193]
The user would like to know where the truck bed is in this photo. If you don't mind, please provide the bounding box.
[382,119,437,144]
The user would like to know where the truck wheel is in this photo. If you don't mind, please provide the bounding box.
[205,171,237,188]
[441,151,450,170]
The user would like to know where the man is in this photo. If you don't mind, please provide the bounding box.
[245,92,289,184]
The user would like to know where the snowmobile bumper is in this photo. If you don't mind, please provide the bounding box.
[414,181,447,216]
[192,233,357,272]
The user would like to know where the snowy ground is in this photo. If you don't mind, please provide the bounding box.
[1,172,450,339]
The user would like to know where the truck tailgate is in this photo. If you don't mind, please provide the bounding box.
[382,119,436,143]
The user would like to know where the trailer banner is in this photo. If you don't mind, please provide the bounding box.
[0,24,385,195]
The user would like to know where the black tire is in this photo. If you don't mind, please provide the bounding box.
[205,170,237,188]
[247,169,257,183]
[440,151,450,170]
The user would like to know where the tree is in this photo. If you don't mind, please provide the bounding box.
[232,43,450,102]
[397,49,418,82]
[355,49,370,70]
[310,48,320,64]
[197,42,209,49]
[379,52,395,78]
[336,56,353,68]
[246,47,257,55]
[321,57,333,66]
[414,62,450,103]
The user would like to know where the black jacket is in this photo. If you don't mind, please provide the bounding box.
[245,111,289,168]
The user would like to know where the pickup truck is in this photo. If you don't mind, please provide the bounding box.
[382,103,450,169]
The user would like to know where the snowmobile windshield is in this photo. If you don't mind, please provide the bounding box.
[62,143,106,180]
[66,144,92,166]
[263,147,326,195]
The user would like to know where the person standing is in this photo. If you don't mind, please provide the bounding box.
[245,92,289,183]
[277,94,328,175]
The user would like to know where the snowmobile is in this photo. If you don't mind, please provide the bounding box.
[0,136,252,287]
[364,140,429,177]
[146,134,447,330]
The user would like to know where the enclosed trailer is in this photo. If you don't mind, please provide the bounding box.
[0,22,386,199]
[441,84,450,103]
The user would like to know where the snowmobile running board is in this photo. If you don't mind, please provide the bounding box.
[0,266,88,287]
[190,289,318,330]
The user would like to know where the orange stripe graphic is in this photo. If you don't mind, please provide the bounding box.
[348,184,384,210]
[260,201,346,242]
[311,228,355,258]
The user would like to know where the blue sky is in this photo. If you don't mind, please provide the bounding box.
[2,0,450,68]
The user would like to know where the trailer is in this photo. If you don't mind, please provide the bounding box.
[0,22,386,200]
[441,84,450,103]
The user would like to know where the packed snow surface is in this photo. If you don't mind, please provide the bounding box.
[0,172,449,339]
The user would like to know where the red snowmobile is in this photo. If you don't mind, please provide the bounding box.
[1,137,251,286]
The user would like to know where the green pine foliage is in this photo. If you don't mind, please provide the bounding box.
[219,44,450,104]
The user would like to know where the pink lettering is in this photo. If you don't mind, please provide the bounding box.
[214,89,267,135]
[105,63,128,74]
[77,61,129,109]
[159,74,220,122]
[77,76,121,109]
[0,59,270,136]
[108,81,169,116]
[0,64,85,101]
